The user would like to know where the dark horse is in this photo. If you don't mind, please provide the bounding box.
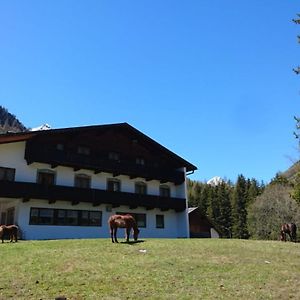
[280,223,297,242]
[0,225,18,243]
[108,214,140,243]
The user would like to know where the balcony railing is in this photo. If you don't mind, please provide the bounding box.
[25,145,185,185]
[0,181,187,212]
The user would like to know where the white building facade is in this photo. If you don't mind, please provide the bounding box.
[0,123,196,240]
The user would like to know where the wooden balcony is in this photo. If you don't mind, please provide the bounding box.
[24,145,185,185]
[0,181,187,212]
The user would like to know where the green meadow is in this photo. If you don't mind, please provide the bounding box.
[0,238,299,299]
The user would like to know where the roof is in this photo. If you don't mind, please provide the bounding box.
[0,122,197,172]
[188,207,198,214]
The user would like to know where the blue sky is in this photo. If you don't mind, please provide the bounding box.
[0,1,299,183]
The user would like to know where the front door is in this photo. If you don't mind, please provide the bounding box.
[1,212,6,225]
[6,207,15,225]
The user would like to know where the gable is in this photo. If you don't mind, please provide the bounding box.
[7,123,195,185]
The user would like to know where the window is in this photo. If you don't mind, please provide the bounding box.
[160,185,170,197]
[108,152,120,161]
[135,157,145,166]
[79,211,89,226]
[57,209,66,225]
[117,212,146,228]
[135,213,146,227]
[156,215,165,228]
[107,179,121,192]
[56,143,64,151]
[29,208,102,226]
[37,170,56,185]
[66,210,78,226]
[77,146,90,155]
[30,208,39,225]
[0,167,15,181]
[135,182,147,195]
[39,208,54,225]
[89,211,102,226]
[74,174,91,188]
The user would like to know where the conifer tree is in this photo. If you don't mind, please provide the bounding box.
[187,179,197,206]
[217,182,232,237]
[198,183,210,215]
[246,178,263,206]
[207,185,219,221]
[232,175,249,239]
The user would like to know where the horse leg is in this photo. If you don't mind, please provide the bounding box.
[13,228,17,242]
[292,232,296,243]
[110,227,115,243]
[114,227,118,243]
[9,231,14,243]
[125,227,131,242]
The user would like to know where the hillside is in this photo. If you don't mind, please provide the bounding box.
[0,106,27,133]
[0,239,299,299]
[282,161,300,182]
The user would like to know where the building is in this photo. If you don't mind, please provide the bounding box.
[0,123,197,240]
[188,207,220,238]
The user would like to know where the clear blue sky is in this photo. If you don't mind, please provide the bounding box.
[0,1,299,183]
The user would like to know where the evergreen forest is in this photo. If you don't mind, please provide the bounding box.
[187,172,300,240]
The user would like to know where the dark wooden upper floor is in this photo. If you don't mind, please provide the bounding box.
[0,181,187,212]
[20,123,197,185]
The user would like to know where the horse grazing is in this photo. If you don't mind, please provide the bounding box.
[280,223,297,242]
[108,214,139,243]
[0,225,18,243]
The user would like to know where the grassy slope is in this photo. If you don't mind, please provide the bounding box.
[0,239,299,300]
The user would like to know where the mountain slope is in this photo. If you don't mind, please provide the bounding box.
[282,161,300,182]
[0,106,27,133]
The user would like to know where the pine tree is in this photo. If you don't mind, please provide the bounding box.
[217,182,232,238]
[232,175,249,239]
[270,173,289,186]
[246,178,263,206]
[198,183,209,215]
[187,179,196,206]
[207,185,218,221]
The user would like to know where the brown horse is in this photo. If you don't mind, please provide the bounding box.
[108,214,140,243]
[0,225,18,243]
[280,223,297,242]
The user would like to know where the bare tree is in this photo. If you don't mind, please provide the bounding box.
[248,184,300,240]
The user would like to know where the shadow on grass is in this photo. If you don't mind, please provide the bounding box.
[120,240,145,245]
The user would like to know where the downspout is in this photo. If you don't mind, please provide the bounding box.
[183,167,190,238]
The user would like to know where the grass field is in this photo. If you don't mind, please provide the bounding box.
[0,238,299,300]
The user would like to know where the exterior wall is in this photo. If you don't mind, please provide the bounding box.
[0,141,190,240]
[12,199,182,240]
[176,167,189,238]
